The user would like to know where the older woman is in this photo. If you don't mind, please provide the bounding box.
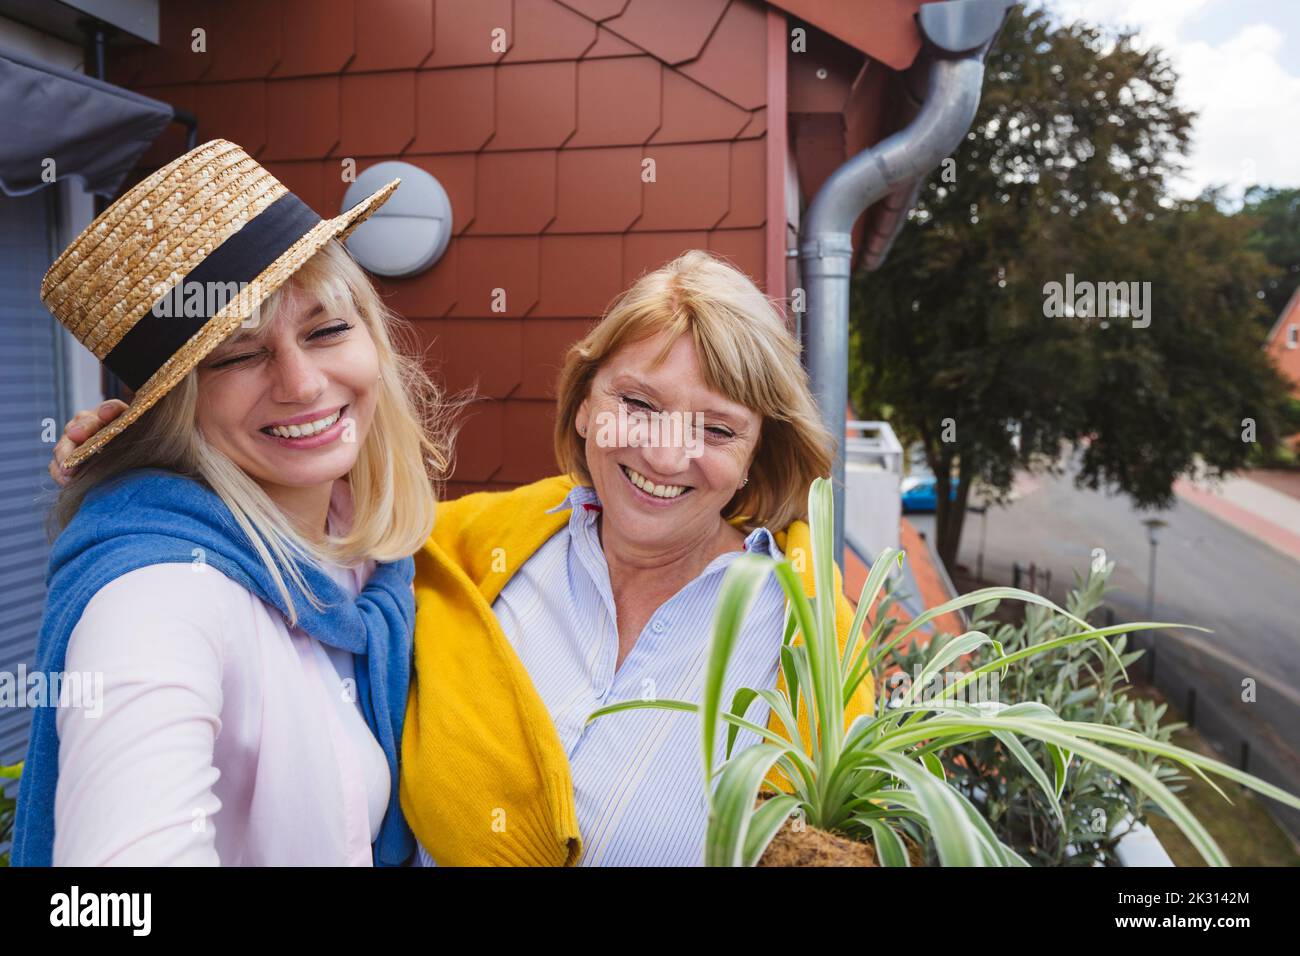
[54,250,873,867]
[400,250,874,866]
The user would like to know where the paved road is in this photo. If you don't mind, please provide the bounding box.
[910,463,1299,682]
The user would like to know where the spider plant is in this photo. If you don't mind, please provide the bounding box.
[588,477,1300,866]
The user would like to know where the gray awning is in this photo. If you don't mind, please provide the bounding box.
[0,46,173,198]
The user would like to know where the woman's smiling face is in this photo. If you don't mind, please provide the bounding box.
[194,282,380,496]
[575,330,761,550]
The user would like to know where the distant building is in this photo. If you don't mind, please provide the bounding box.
[1264,286,1300,402]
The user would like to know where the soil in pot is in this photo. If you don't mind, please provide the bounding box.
[755,794,926,867]
[758,818,880,866]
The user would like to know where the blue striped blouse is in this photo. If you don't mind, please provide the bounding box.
[417,484,786,866]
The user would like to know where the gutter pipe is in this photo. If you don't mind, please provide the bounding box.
[799,0,1018,561]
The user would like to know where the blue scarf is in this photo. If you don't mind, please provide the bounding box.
[12,468,416,866]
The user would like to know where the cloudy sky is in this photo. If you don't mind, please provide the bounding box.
[1047,0,1300,200]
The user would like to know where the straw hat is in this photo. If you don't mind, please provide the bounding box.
[41,138,399,469]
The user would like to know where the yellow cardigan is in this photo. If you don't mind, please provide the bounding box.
[399,475,875,866]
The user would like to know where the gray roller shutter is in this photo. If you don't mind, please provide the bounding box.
[0,187,65,768]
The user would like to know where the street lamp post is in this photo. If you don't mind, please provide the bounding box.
[1142,517,1168,620]
[970,502,988,581]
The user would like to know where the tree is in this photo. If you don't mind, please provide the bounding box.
[1241,186,1300,325]
[850,5,1292,570]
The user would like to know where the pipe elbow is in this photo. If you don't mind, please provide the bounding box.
[803,56,987,242]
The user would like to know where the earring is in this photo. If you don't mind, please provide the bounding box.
[741,476,749,488]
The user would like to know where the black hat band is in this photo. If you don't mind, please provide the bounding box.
[102,190,323,391]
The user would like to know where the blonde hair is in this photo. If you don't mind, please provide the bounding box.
[54,239,453,623]
[554,250,833,531]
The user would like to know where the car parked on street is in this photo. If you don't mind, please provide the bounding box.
[901,475,959,513]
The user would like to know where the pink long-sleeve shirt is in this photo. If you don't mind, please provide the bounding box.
[52,489,390,866]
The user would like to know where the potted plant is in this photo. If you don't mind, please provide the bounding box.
[589,478,1300,866]
[0,761,21,867]
[887,564,1187,866]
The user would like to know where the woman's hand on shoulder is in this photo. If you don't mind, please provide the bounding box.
[49,399,127,486]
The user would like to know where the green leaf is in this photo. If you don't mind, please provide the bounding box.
[586,698,698,722]
[1049,741,1072,801]
[841,546,904,677]
[773,561,833,767]
[742,793,803,867]
[865,820,911,867]
[927,621,1200,710]
[991,730,1066,829]
[702,554,779,803]
[843,614,893,706]
[706,744,790,867]
[899,629,1001,708]
[875,752,985,866]
[920,752,946,782]
[867,587,1103,676]
[586,697,802,765]
[877,715,1240,865]
[724,687,760,759]
[943,778,1022,865]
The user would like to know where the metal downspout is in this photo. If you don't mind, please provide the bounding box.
[799,0,1017,559]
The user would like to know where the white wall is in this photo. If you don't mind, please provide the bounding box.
[845,463,901,560]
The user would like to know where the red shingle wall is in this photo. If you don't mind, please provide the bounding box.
[113,0,776,494]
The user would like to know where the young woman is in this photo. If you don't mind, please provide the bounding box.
[14,139,449,866]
